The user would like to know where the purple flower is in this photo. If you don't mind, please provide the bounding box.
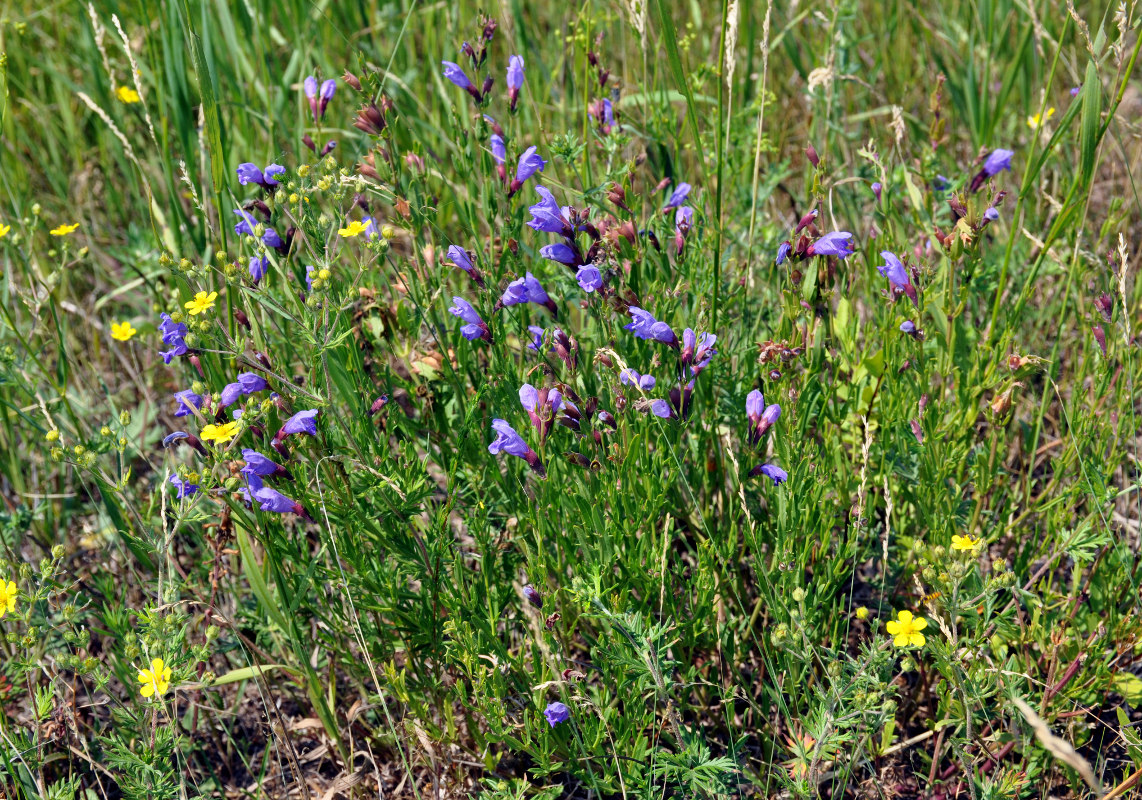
[933,175,950,191]
[241,448,290,479]
[776,242,792,265]
[682,329,717,374]
[527,187,571,235]
[602,98,615,127]
[236,163,284,188]
[488,419,545,477]
[449,296,491,342]
[488,419,531,457]
[983,206,999,221]
[220,372,268,408]
[491,134,506,165]
[233,208,258,236]
[675,206,693,233]
[507,55,525,90]
[544,701,570,727]
[236,162,265,186]
[519,383,563,440]
[446,245,485,287]
[514,146,547,186]
[623,307,678,347]
[159,313,187,345]
[664,182,691,208]
[442,61,472,89]
[305,265,315,292]
[305,78,335,110]
[877,251,918,308]
[1070,85,1082,97]
[746,390,764,426]
[527,325,546,353]
[252,483,302,515]
[649,399,674,419]
[233,210,281,250]
[807,231,856,259]
[877,251,910,287]
[761,404,781,430]
[501,272,555,314]
[279,408,319,437]
[871,182,882,203]
[158,312,190,363]
[173,390,202,418]
[983,149,1014,176]
[248,255,269,284]
[576,265,603,293]
[620,368,656,391]
[624,307,657,338]
[750,463,788,485]
[900,320,917,334]
[169,473,199,499]
[540,242,580,267]
[747,391,780,441]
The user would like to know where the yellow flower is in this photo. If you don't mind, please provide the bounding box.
[184,291,218,315]
[338,220,370,238]
[0,579,17,618]
[115,86,141,104]
[1027,107,1055,130]
[200,421,240,444]
[0,223,10,239]
[885,609,927,648]
[855,606,869,620]
[951,534,980,552]
[110,321,137,342]
[50,223,80,236]
[137,658,172,698]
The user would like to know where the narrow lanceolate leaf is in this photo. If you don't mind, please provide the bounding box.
[652,0,703,155]
[180,0,224,195]
[1078,59,1101,189]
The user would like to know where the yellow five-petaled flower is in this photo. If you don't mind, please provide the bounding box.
[50,223,80,236]
[137,657,172,698]
[184,291,218,315]
[338,220,370,238]
[116,86,141,104]
[951,534,980,552]
[0,223,10,239]
[0,578,17,618]
[886,609,927,648]
[200,421,240,444]
[110,321,137,342]
[1027,107,1055,130]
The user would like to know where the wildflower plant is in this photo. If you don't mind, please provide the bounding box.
[0,2,1140,799]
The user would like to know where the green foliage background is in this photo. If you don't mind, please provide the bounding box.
[0,0,1141,797]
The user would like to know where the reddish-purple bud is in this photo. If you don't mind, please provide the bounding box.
[522,585,543,608]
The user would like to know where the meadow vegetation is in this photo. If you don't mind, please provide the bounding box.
[1,0,1142,797]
